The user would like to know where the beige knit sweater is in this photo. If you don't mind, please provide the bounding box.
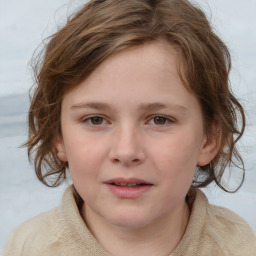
[3,186,256,256]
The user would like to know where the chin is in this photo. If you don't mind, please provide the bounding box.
[106,211,153,229]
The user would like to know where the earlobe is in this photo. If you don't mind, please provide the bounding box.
[57,151,68,162]
[197,122,222,166]
[54,137,68,162]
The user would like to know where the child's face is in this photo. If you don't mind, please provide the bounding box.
[56,41,216,229]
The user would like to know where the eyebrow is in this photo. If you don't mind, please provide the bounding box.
[138,103,187,112]
[71,102,113,111]
[70,102,188,113]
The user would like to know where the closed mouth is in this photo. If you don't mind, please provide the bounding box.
[105,178,153,198]
[105,178,153,188]
[110,182,150,188]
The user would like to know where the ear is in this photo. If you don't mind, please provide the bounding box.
[54,137,68,162]
[197,121,222,166]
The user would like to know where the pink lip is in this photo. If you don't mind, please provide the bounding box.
[104,177,153,199]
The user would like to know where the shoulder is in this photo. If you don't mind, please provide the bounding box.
[200,191,256,255]
[175,187,256,256]
[3,207,62,256]
[206,203,255,239]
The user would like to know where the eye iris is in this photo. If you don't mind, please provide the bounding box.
[91,117,103,125]
[154,116,166,125]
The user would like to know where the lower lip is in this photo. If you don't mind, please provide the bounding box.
[106,184,152,199]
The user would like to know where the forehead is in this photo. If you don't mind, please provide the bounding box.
[68,41,182,95]
[61,41,201,117]
[94,40,180,81]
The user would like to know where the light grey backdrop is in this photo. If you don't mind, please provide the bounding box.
[1,0,256,252]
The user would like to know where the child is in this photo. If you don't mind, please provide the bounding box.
[3,0,256,255]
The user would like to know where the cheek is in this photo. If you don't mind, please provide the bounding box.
[150,132,201,177]
[64,137,104,176]
[65,142,102,198]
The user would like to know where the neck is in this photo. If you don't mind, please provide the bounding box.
[82,201,190,256]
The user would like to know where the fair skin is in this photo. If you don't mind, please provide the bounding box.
[55,41,220,256]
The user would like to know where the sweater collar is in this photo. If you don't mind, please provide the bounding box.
[60,185,207,256]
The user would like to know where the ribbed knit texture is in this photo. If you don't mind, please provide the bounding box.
[3,186,256,256]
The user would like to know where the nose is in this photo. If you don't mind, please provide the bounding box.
[108,125,146,166]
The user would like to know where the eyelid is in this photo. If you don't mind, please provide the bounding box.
[147,115,175,125]
[82,115,110,126]
[80,114,175,127]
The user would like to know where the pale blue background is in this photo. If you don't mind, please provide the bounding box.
[0,0,256,252]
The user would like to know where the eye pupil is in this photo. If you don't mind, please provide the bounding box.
[154,116,166,125]
[91,117,103,125]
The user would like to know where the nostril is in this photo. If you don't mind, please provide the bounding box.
[111,157,141,166]
[113,158,120,163]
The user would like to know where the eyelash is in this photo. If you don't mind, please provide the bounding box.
[82,115,108,126]
[147,115,175,126]
[81,115,175,127]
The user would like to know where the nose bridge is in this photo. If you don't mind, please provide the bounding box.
[118,122,137,149]
[109,121,145,165]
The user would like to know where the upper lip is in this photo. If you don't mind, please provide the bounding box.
[104,177,152,185]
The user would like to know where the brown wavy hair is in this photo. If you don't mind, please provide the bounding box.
[26,0,245,191]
